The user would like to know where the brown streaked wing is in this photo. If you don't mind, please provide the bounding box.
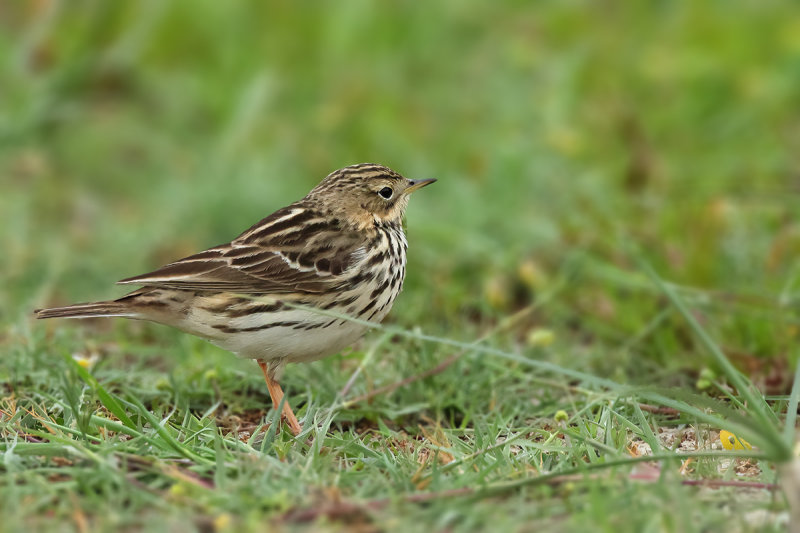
[117,205,368,294]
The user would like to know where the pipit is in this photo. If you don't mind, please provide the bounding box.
[35,163,435,435]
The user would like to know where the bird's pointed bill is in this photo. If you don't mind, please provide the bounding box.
[405,178,437,194]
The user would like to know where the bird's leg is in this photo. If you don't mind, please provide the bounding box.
[257,361,302,436]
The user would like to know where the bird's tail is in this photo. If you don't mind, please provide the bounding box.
[34,301,136,320]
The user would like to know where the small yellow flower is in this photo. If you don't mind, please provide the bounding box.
[169,483,187,497]
[517,259,547,290]
[213,513,232,531]
[484,275,509,310]
[527,329,555,348]
[71,352,97,369]
[720,430,752,451]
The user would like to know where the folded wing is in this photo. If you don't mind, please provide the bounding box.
[117,205,366,294]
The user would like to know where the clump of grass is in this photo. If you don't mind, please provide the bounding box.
[3,266,797,530]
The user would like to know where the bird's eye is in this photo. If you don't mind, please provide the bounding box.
[378,187,393,199]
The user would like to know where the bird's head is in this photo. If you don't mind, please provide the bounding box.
[308,163,436,229]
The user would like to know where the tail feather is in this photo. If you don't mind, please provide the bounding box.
[34,301,135,320]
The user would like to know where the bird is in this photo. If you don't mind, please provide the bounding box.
[35,163,436,436]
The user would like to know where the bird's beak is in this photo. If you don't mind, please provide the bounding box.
[405,178,437,194]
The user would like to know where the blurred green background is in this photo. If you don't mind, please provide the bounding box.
[2,2,800,530]
[3,1,800,378]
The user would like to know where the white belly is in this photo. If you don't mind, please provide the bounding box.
[211,308,369,364]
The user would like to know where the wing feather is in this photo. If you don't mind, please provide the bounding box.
[117,205,368,294]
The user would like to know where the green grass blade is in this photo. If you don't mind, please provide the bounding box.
[638,259,791,459]
[126,396,214,466]
[63,352,136,429]
[783,358,800,443]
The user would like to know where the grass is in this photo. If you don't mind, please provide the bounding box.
[2,2,800,531]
